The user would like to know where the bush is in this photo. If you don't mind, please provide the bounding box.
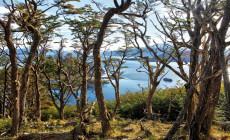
[213,85,230,124]
[0,118,12,133]
[64,106,77,119]
[41,106,77,121]
[41,106,59,121]
[118,90,147,119]
[92,87,185,120]
[117,87,184,120]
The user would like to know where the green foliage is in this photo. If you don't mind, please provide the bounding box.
[118,90,147,119]
[213,85,230,124]
[0,118,12,133]
[64,106,77,119]
[41,106,59,121]
[41,106,77,121]
[116,87,184,120]
[92,87,185,120]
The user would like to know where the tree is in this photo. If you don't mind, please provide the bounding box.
[92,0,132,134]
[0,0,66,136]
[103,38,132,119]
[187,0,230,139]
[65,6,103,120]
[121,0,170,118]
[43,41,74,120]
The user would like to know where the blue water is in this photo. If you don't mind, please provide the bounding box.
[69,60,189,103]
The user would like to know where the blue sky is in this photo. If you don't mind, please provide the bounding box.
[0,0,169,51]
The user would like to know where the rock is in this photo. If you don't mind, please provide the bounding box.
[220,122,230,131]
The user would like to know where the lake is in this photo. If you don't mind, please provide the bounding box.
[69,60,189,103]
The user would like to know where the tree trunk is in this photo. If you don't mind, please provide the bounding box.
[146,86,157,119]
[0,92,2,117]
[111,84,120,119]
[165,15,201,139]
[166,91,173,121]
[0,14,20,136]
[189,76,211,140]
[3,63,9,117]
[185,94,197,130]
[93,48,111,133]
[19,27,41,126]
[59,107,65,120]
[34,70,41,120]
[215,0,230,108]
[9,47,20,137]
[80,52,88,119]
[92,0,131,134]
[189,38,221,139]
[201,44,221,136]
[166,42,199,139]
[59,96,65,120]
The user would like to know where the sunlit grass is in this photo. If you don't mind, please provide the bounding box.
[0,117,229,139]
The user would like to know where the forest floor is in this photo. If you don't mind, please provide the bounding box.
[0,117,230,139]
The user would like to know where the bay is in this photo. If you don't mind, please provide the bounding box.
[69,60,189,103]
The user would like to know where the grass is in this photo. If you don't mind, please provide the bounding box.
[0,117,229,139]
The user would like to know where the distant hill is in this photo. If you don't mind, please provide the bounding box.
[1,45,191,62]
[103,46,191,62]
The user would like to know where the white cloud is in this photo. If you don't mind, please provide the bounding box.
[0,6,9,14]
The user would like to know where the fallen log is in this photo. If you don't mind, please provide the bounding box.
[16,123,86,140]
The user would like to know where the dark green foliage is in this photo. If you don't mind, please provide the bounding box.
[41,106,77,121]
[117,88,184,120]
[118,91,147,119]
[213,85,230,124]
[92,87,185,120]
[41,106,59,121]
[0,118,11,133]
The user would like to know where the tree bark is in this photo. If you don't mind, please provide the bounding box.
[185,94,197,130]
[80,51,88,119]
[212,0,230,108]
[111,77,120,119]
[0,13,20,137]
[59,105,65,120]
[34,69,41,120]
[166,91,173,121]
[93,48,111,133]
[189,37,221,139]
[92,0,131,134]
[165,26,200,139]
[19,26,41,125]
[3,63,9,117]
[200,55,221,136]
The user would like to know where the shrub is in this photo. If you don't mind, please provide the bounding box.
[117,87,184,120]
[0,118,12,133]
[213,85,230,124]
[41,106,77,121]
[64,106,77,119]
[41,106,59,121]
[118,90,147,119]
[92,87,185,120]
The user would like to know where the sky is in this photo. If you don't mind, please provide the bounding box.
[0,0,168,51]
